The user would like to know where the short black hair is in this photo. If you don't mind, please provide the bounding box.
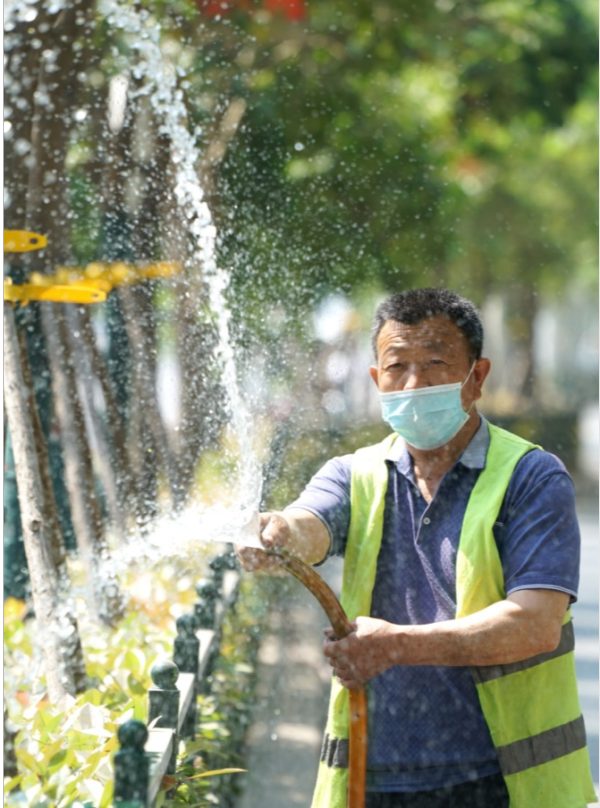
[371,288,484,360]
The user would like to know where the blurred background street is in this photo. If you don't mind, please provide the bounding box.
[574,500,599,788]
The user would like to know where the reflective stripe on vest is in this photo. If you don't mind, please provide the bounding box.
[471,619,575,685]
[320,734,349,768]
[497,714,587,777]
[310,426,597,808]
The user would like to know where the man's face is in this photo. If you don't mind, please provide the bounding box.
[370,316,489,409]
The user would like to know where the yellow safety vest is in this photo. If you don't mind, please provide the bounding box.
[311,425,597,808]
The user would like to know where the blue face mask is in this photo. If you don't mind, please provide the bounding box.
[379,364,475,450]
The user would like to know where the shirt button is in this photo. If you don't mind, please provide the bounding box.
[423,516,431,525]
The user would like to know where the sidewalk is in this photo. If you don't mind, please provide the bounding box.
[237,561,343,808]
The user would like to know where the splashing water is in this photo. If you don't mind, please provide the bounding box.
[4,0,264,569]
[98,0,263,555]
[105,509,262,581]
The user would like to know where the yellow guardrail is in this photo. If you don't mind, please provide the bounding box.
[53,260,182,288]
[4,230,48,253]
[4,230,182,305]
[3,277,107,305]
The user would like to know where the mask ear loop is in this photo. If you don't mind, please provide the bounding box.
[461,360,478,414]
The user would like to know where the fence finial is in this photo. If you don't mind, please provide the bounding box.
[114,719,149,807]
[149,660,180,774]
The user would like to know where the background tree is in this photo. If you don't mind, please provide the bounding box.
[3,0,597,619]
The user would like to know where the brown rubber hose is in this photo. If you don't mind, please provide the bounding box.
[270,549,367,808]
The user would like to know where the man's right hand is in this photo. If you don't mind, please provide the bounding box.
[235,512,291,574]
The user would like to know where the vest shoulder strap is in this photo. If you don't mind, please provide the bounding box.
[455,423,538,617]
[341,433,397,619]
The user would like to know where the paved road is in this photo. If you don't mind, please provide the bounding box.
[238,500,599,806]
[237,565,340,808]
[573,500,599,790]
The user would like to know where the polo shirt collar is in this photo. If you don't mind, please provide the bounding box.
[385,415,490,475]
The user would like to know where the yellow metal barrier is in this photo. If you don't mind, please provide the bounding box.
[4,230,182,306]
[4,230,48,253]
[4,278,107,305]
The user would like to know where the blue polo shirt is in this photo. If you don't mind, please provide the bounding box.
[287,417,580,793]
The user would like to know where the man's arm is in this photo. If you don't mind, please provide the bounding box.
[235,508,330,573]
[325,588,570,689]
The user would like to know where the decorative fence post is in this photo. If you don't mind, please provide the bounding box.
[173,614,199,737]
[208,550,237,590]
[194,579,218,629]
[148,661,180,774]
[194,579,219,688]
[112,554,242,806]
[4,706,17,778]
[114,719,150,807]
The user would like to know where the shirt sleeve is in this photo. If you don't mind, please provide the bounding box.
[494,449,580,602]
[285,454,353,559]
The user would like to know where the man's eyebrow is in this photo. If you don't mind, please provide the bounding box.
[382,339,451,355]
[422,339,452,351]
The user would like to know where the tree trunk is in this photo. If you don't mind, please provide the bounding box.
[118,284,177,509]
[41,304,125,626]
[77,307,133,507]
[66,305,127,538]
[4,303,84,701]
[17,1,124,626]
[16,324,88,692]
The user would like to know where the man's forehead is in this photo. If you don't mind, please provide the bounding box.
[378,316,467,347]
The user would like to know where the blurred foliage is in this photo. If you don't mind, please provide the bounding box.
[264,422,391,508]
[4,572,273,808]
[7,0,595,335]
[211,0,598,340]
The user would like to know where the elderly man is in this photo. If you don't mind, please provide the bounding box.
[238,288,596,808]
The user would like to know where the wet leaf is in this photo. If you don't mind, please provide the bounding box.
[98,779,113,808]
[16,749,43,774]
[187,767,246,779]
[39,710,63,734]
[3,775,23,793]
[161,774,178,790]
[45,741,67,768]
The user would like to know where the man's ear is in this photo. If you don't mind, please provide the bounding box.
[369,366,379,386]
[472,358,491,400]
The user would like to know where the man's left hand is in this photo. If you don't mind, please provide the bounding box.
[322,616,400,689]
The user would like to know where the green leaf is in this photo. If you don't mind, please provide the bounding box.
[127,674,147,696]
[123,649,144,676]
[3,775,23,793]
[39,709,63,734]
[62,772,85,797]
[42,737,64,765]
[20,772,39,789]
[81,689,103,707]
[99,778,113,808]
[47,748,68,769]
[16,749,43,774]
[101,735,118,755]
[81,749,102,777]
[187,768,246,779]
[82,776,104,804]
[179,739,206,756]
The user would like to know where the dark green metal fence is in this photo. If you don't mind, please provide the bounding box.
[113,551,239,808]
